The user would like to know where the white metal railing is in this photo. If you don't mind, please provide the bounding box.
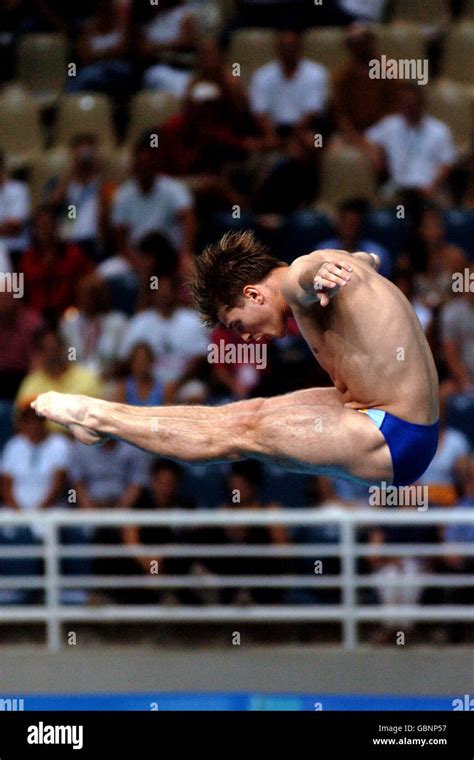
[0,506,474,650]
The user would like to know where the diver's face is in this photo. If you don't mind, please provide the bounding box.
[220,288,287,342]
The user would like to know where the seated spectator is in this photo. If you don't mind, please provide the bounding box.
[135,232,179,312]
[249,30,328,145]
[121,458,196,604]
[401,207,467,309]
[111,135,196,278]
[209,460,288,605]
[440,455,474,642]
[136,0,199,95]
[16,327,102,431]
[0,150,30,265]
[68,0,132,96]
[319,199,392,278]
[60,274,128,379]
[253,122,321,215]
[70,436,150,583]
[115,342,165,407]
[0,292,44,448]
[20,205,94,321]
[391,266,433,335]
[286,476,342,605]
[364,84,457,207]
[46,134,108,261]
[119,269,209,385]
[441,265,474,392]
[417,386,470,506]
[0,402,70,603]
[332,24,399,146]
[366,499,437,643]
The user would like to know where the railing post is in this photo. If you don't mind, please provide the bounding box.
[341,520,357,650]
[44,519,61,651]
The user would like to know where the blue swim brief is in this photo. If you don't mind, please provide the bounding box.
[359,408,439,487]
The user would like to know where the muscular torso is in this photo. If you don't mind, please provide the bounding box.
[288,253,439,424]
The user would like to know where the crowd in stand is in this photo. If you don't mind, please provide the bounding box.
[0,0,473,642]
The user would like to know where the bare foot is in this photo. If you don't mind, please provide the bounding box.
[31,392,107,445]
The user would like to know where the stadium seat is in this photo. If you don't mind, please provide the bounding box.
[29,150,68,210]
[441,23,474,86]
[17,33,68,108]
[444,209,474,259]
[374,23,426,61]
[0,89,44,169]
[279,211,334,262]
[318,147,377,210]
[303,27,348,72]
[226,28,275,86]
[391,0,450,24]
[126,91,182,147]
[53,94,116,149]
[426,81,473,154]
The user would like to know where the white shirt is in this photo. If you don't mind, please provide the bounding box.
[112,175,193,250]
[0,179,30,252]
[60,310,129,374]
[119,307,209,383]
[145,6,190,44]
[2,434,71,538]
[366,114,456,189]
[339,0,387,21]
[250,59,328,126]
[62,179,99,242]
[420,428,470,485]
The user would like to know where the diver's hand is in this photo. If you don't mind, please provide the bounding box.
[313,261,353,307]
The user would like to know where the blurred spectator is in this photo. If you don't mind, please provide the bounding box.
[402,207,467,309]
[2,403,70,540]
[253,122,320,214]
[249,30,328,144]
[0,292,44,402]
[440,455,474,641]
[16,327,102,429]
[319,199,392,278]
[137,0,199,94]
[46,134,107,261]
[119,269,209,385]
[441,264,474,391]
[286,476,342,605]
[135,232,179,312]
[392,266,433,335]
[115,342,165,406]
[332,24,399,145]
[59,274,128,378]
[70,436,150,583]
[121,458,195,604]
[111,136,196,276]
[417,387,470,506]
[0,151,30,264]
[365,84,457,206]
[68,0,132,96]
[328,0,387,24]
[210,460,288,605]
[20,205,93,321]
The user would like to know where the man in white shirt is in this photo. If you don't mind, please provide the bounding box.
[364,84,456,202]
[250,30,328,143]
[0,151,30,260]
[112,136,196,276]
[119,270,209,384]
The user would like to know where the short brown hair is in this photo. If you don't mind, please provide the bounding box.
[192,231,285,327]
